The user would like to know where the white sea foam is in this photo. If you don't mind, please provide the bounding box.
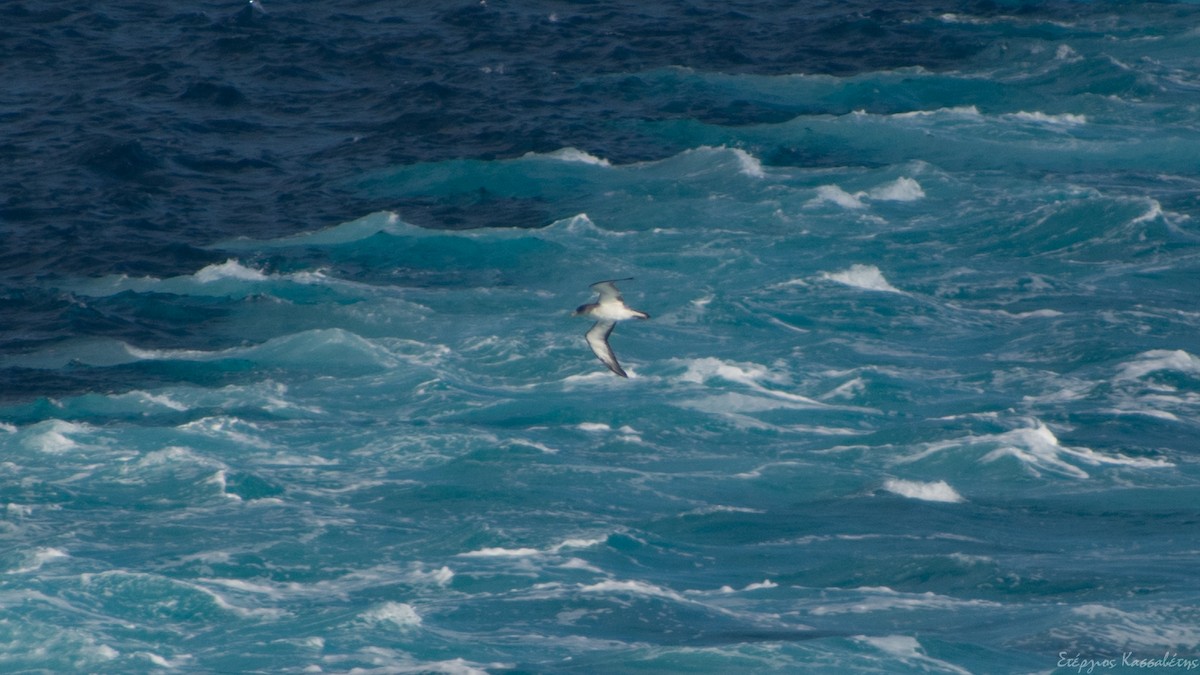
[1062,604,1200,651]
[893,105,982,119]
[551,537,605,552]
[362,602,423,629]
[730,147,766,178]
[938,13,992,25]
[508,439,559,454]
[815,586,997,616]
[394,658,501,675]
[734,460,804,479]
[458,536,603,559]
[682,504,767,516]
[821,264,904,294]
[855,635,972,675]
[810,177,924,209]
[678,358,826,407]
[1008,111,1088,125]
[1056,44,1082,61]
[578,579,688,603]
[903,420,1173,478]
[10,547,70,574]
[217,210,404,249]
[539,147,612,167]
[1117,349,1200,381]
[677,145,767,178]
[868,176,926,202]
[679,357,780,388]
[743,579,777,591]
[882,478,965,503]
[820,376,867,401]
[811,184,867,209]
[680,392,821,415]
[135,391,190,412]
[407,566,455,586]
[135,652,192,669]
[193,259,268,283]
[23,420,89,454]
[981,424,1172,478]
[1130,199,1167,225]
[123,329,416,372]
[457,546,541,558]
[178,417,273,450]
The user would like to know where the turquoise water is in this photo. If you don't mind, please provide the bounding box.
[4,3,1200,673]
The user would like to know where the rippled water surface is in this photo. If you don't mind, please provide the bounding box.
[3,2,1200,672]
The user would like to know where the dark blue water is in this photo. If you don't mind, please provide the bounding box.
[4,2,1200,672]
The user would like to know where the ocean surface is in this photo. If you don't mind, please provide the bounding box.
[3,1,1200,672]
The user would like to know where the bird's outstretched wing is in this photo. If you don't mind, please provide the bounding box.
[589,278,633,303]
[585,320,627,378]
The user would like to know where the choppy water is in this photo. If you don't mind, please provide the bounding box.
[4,2,1200,673]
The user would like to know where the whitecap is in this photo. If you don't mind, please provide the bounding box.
[135,391,190,412]
[734,460,804,479]
[678,357,827,407]
[855,635,972,675]
[123,329,423,373]
[578,579,688,603]
[536,147,613,167]
[681,504,767,517]
[458,536,602,559]
[903,420,1173,479]
[1117,349,1200,381]
[193,259,268,283]
[882,478,965,503]
[1056,44,1082,61]
[1129,199,1167,225]
[508,439,559,454]
[730,147,766,178]
[1008,111,1088,125]
[675,145,767,179]
[407,565,455,587]
[216,210,405,249]
[22,420,90,454]
[1063,604,1200,651]
[819,587,1000,617]
[135,652,192,669]
[549,537,605,552]
[457,547,542,558]
[543,213,628,238]
[9,547,70,574]
[361,602,422,629]
[821,264,904,294]
[820,376,867,401]
[868,177,926,202]
[810,184,867,209]
[178,417,273,450]
[892,105,982,119]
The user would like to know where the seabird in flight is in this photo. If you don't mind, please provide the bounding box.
[573,278,649,378]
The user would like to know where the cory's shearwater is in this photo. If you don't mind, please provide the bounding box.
[573,278,650,378]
